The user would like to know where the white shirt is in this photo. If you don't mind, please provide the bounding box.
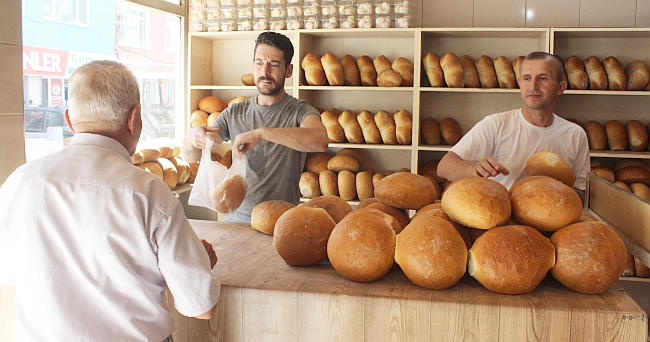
[0,134,220,342]
[450,109,590,190]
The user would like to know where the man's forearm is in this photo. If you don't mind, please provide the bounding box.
[259,126,328,152]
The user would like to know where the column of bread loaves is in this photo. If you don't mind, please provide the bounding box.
[322,108,412,145]
[576,118,650,152]
[422,52,519,89]
[301,52,414,87]
[562,56,649,91]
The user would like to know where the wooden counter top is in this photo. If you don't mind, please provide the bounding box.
[169,219,648,342]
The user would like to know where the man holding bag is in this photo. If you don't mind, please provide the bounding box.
[184,31,329,223]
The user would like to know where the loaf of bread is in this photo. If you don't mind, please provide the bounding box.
[605,120,628,151]
[393,109,412,145]
[622,252,636,276]
[190,110,209,127]
[459,55,481,88]
[356,197,379,209]
[300,195,353,223]
[357,55,378,86]
[512,56,525,87]
[510,176,582,231]
[374,110,398,144]
[357,110,382,144]
[375,172,437,210]
[169,156,190,185]
[524,152,576,187]
[422,52,445,87]
[372,172,385,186]
[336,147,364,165]
[327,154,360,173]
[396,215,467,290]
[468,225,554,294]
[625,60,650,91]
[476,55,498,88]
[338,109,365,143]
[584,56,608,90]
[373,55,393,75]
[421,118,442,145]
[321,52,345,86]
[157,143,174,159]
[494,56,517,89]
[613,158,650,172]
[440,52,465,88]
[211,151,222,163]
[273,206,336,266]
[365,202,409,234]
[300,171,321,198]
[602,56,627,91]
[441,177,511,229]
[241,73,255,86]
[392,57,414,87]
[630,182,650,200]
[440,117,463,145]
[301,52,327,86]
[131,151,144,165]
[251,200,295,235]
[305,152,333,175]
[615,166,650,185]
[550,221,627,294]
[327,208,397,282]
[564,56,588,90]
[219,150,232,168]
[318,170,339,196]
[321,109,346,143]
[186,161,199,183]
[138,161,164,180]
[355,171,374,201]
[583,121,607,150]
[627,120,648,152]
[418,159,444,183]
[198,96,228,113]
[211,175,246,213]
[591,165,615,183]
[340,54,361,86]
[377,69,403,87]
[206,112,221,127]
[338,170,357,201]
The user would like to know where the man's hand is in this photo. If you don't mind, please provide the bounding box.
[231,129,263,158]
[185,125,221,150]
[201,239,218,269]
[474,157,510,178]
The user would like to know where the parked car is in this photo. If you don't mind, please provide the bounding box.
[24,106,73,139]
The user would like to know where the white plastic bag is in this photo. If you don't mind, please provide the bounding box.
[188,139,247,214]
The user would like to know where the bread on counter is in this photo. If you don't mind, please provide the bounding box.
[273,206,336,266]
[251,200,295,235]
[300,195,352,223]
[441,177,511,229]
[375,172,437,210]
[524,151,576,188]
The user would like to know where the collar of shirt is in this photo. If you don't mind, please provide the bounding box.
[69,133,132,163]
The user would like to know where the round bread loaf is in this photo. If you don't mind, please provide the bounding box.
[336,148,364,164]
[630,182,650,200]
[440,52,465,88]
[357,110,382,144]
[411,204,472,249]
[338,109,365,143]
[550,221,627,294]
[591,165,615,183]
[198,96,228,113]
[241,73,255,86]
[476,55,498,88]
[212,175,246,213]
[584,56,608,90]
[421,118,442,145]
[321,109,346,143]
[603,56,628,91]
[190,109,209,127]
[156,158,179,190]
[391,57,414,87]
[459,55,481,88]
[327,154,360,173]
[374,172,437,210]
[625,60,650,91]
[524,151,576,187]
[605,120,628,151]
[355,171,374,201]
[494,56,517,89]
[365,202,409,234]
[300,171,321,198]
[377,69,403,87]
[321,52,345,86]
[327,208,397,282]
[338,170,357,201]
[396,215,467,290]
[375,110,398,144]
[564,55,588,90]
[139,161,164,180]
[273,206,337,266]
[301,52,327,86]
[439,117,462,145]
[627,120,648,152]
[356,197,379,209]
[615,166,650,185]
[441,177,511,229]
[468,225,555,294]
[228,96,248,107]
[318,170,338,197]
[300,195,352,223]
[305,152,333,175]
[583,121,607,150]
[357,55,378,86]
[251,200,296,235]
[341,54,361,86]
[508,175,550,195]
[422,51,445,87]
[510,176,582,231]
[613,181,632,192]
[207,112,221,127]
[394,109,412,145]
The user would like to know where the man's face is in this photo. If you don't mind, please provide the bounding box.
[252,44,292,96]
[519,58,567,111]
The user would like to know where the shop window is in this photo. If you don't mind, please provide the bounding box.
[117,3,150,48]
[42,0,90,26]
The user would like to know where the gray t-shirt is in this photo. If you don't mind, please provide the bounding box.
[212,94,319,223]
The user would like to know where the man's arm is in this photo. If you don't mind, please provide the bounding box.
[232,114,328,157]
[437,151,510,182]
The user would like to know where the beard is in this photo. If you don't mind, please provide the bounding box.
[256,76,285,96]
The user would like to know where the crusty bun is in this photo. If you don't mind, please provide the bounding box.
[138,161,164,181]
[156,158,178,190]
[321,109,346,143]
[605,120,629,151]
[375,110,398,144]
[441,177,511,229]
[459,55,481,88]
[440,52,465,88]
[627,120,648,152]
[131,151,144,165]
[373,55,393,75]
[602,56,627,91]
[377,69,403,87]
[300,195,353,223]
[327,154,360,173]
[476,55,498,88]
[336,148,364,164]
[241,73,255,86]
[365,202,409,234]
[583,121,607,150]
[273,206,336,266]
[393,109,412,145]
[338,170,357,201]
[321,52,345,86]
[198,96,228,113]
[494,56,517,89]
[327,208,397,282]
[468,225,555,294]
[510,176,582,231]
[422,52,445,87]
[318,170,339,196]
[301,52,327,86]
[305,152,333,175]
[564,56,588,90]
[512,56,525,87]
[355,171,374,201]
[625,60,650,91]
[630,182,650,200]
[372,172,385,187]
[396,215,467,290]
[211,175,246,213]
[340,54,361,86]
[591,165,615,183]
[391,57,414,87]
[190,109,209,127]
[357,55,378,86]
[421,118,442,145]
[524,151,576,187]
[584,56,608,90]
[439,117,463,145]
[356,197,379,209]
[374,172,437,210]
[251,200,295,235]
[357,110,382,144]
[206,112,221,127]
[300,171,321,198]
[550,221,627,294]
[338,109,365,143]
[615,166,650,185]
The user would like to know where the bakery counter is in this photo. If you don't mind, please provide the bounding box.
[168,219,648,342]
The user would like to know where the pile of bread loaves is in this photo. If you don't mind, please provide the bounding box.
[578,119,650,152]
[422,52,650,91]
[256,151,643,295]
[131,139,196,191]
[301,52,414,87]
[321,108,412,144]
[190,95,249,128]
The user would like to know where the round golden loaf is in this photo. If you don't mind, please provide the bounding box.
[300,195,352,223]
[374,172,437,210]
[273,206,337,266]
[365,202,409,234]
[138,161,163,180]
[327,154,360,173]
[524,151,576,187]
[441,177,511,229]
[251,200,296,235]
[198,96,227,113]
[241,73,255,86]
[377,69,403,87]
[211,175,246,213]
[305,152,333,175]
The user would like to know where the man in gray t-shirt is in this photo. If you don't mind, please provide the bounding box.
[184,31,329,223]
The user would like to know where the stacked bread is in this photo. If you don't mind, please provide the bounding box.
[191,95,250,127]
[568,118,650,152]
[420,117,463,145]
[562,56,649,91]
[423,52,519,89]
[133,138,194,191]
[591,159,650,187]
[301,52,414,87]
[320,108,412,145]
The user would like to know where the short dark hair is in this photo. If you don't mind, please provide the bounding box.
[525,51,565,83]
[254,31,294,67]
